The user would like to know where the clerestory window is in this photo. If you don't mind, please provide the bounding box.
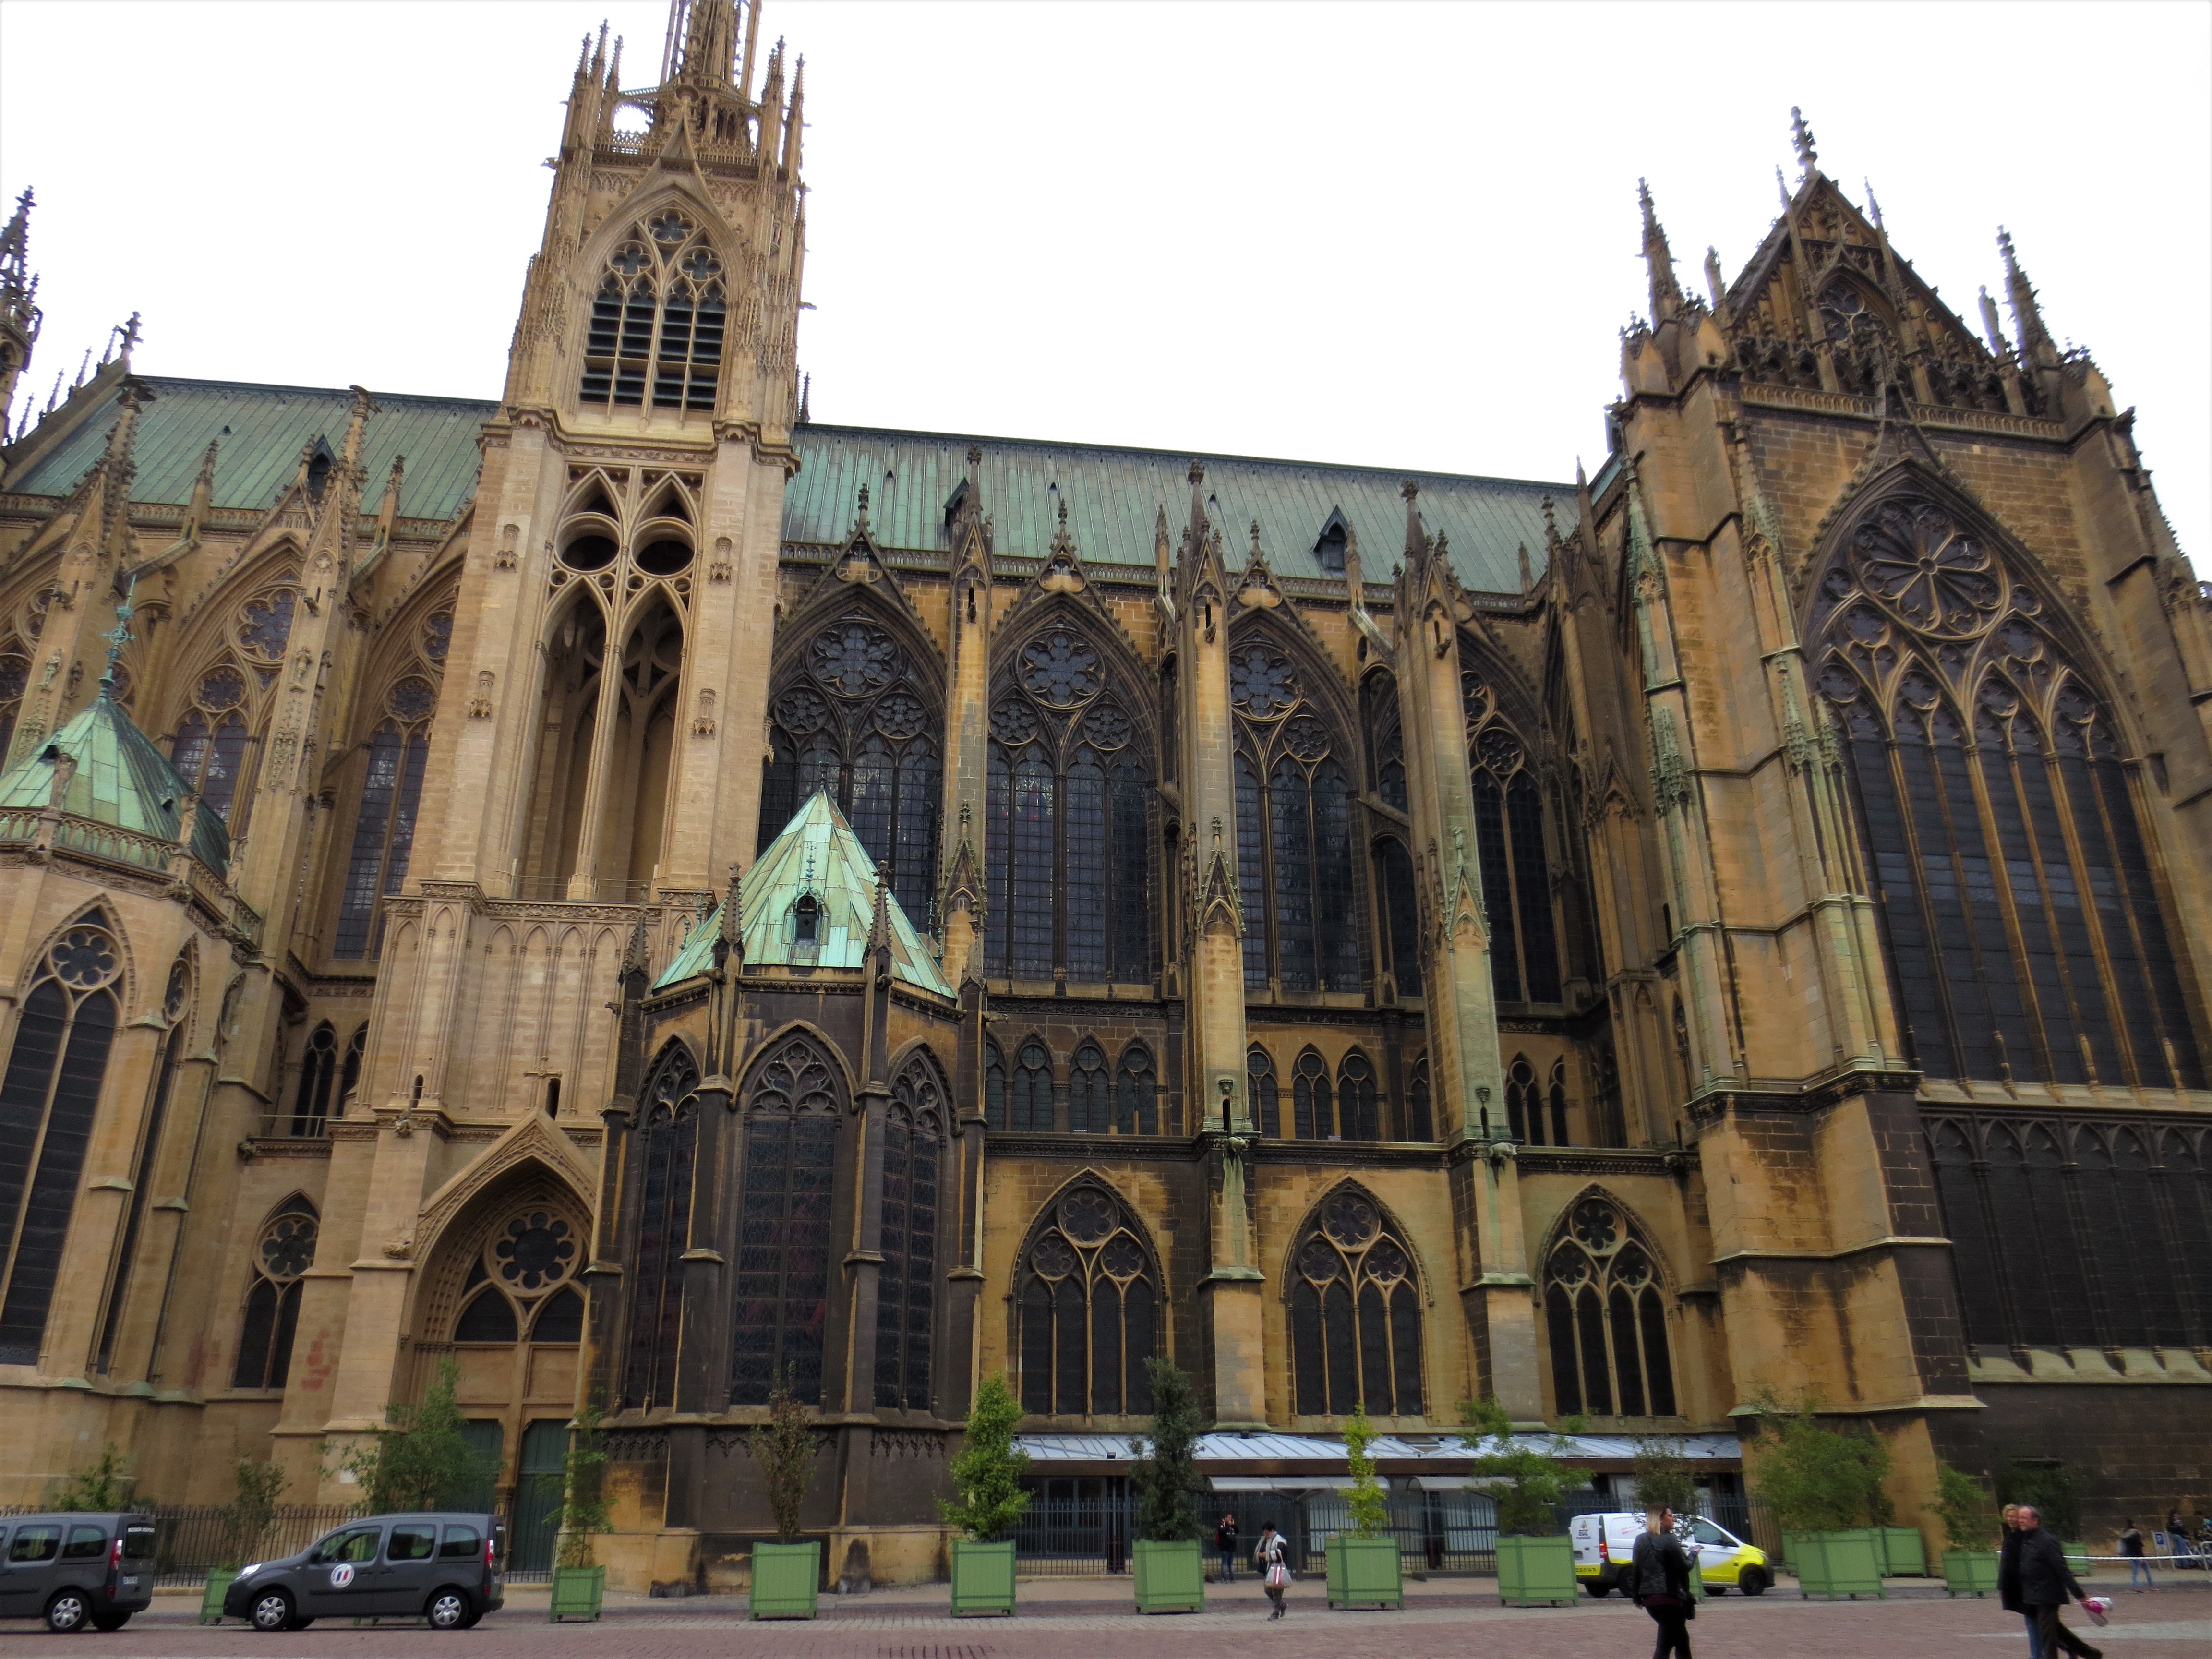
[579,213,726,413]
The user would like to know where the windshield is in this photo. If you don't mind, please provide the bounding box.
[310,1526,383,1565]
[1688,1519,1736,1548]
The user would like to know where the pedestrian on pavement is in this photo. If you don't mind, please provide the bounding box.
[2018,1505,2103,1659]
[1631,1504,1695,1659]
[1216,1514,1239,1584]
[1254,1522,1290,1619]
[2167,1509,2196,1569]
[2118,1519,2153,1592]
[2000,1504,2044,1659]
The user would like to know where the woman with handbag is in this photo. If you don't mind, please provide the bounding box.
[1254,1522,1291,1619]
[1631,1506,1695,1659]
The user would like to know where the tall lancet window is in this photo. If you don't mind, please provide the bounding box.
[758,614,941,925]
[983,624,1152,985]
[169,583,301,835]
[1461,659,1560,1004]
[1543,1195,1676,1419]
[1231,636,1359,993]
[334,605,448,959]
[730,1034,842,1407]
[1816,493,2203,1089]
[579,212,726,412]
[622,1046,699,1411]
[874,1056,944,1411]
[1287,1187,1424,1418]
[1016,1184,1158,1419]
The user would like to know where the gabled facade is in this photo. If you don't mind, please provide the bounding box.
[0,8,2205,1589]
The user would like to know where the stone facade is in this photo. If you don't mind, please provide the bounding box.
[0,9,2205,1590]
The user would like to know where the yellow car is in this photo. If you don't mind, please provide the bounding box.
[1571,1512,1772,1597]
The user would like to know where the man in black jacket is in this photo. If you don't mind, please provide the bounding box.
[2017,1506,2101,1659]
[1631,1507,1695,1659]
[1998,1503,2043,1659]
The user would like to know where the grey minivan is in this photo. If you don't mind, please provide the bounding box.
[221,1513,505,1630]
[0,1513,157,1631]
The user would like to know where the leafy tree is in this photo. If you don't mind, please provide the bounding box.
[1130,1356,1206,1542]
[1343,1401,1391,1539]
[342,1357,489,1513]
[1931,1459,1998,1552]
[1631,1435,1698,1516]
[51,1441,132,1510]
[941,1374,1031,1542]
[1460,1397,1573,1537]
[1997,1459,2084,1542]
[751,1378,817,1545]
[555,1395,611,1570]
[217,1454,289,1569]
[1746,1390,1892,1532]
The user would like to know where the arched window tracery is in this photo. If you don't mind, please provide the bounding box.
[1069,1041,1110,1134]
[1462,660,1560,1004]
[452,1207,582,1347]
[579,213,726,412]
[1504,1053,1542,1145]
[1247,1046,1280,1138]
[1287,1187,1424,1418]
[1233,636,1359,993]
[0,638,28,762]
[334,604,448,959]
[290,1021,340,1136]
[0,915,123,1366]
[1816,494,2203,1089]
[984,623,1151,984]
[1337,1050,1379,1142]
[232,1198,316,1389]
[983,1039,1007,1130]
[1542,1196,1676,1419]
[170,582,300,832]
[94,960,193,1377]
[1016,1184,1158,1418]
[875,1056,943,1411]
[1363,673,1408,813]
[1114,1043,1157,1135]
[1407,1055,1433,1142]
[758,613,940,925]
[622,1046,699,1410]
[730,1034,842,1406]
[1548,1057,1571,1147]
[1003,1038,1052,1131]
[1373,836,1423,998]
[1291,1046,1330,1141]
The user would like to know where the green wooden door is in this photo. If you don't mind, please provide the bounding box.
[512,1420,567,1572]
[457,1420,505,1513]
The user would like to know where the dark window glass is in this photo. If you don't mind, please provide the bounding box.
[1337,1051,1378,1142]
[1236,753,1268,988]
[1463,665,1560,1004]
[438,1527,481,1563]
[1292,1048,1329,1140]
[1015,1186,1157,1418]
[1233,642,1358,993]
[1408,1056,1433,1142]
[291,1022,338,1136]
[1928,1122,2009,1348]
[1286,1189,1422,1415]
[1248,1047,1280,1138]
[1548,1058,1571,1145]
[730,1035,842,1406]
[1011,1040,1052,1131]
[1542,1196,1673,1420]
[1114,1045,1156,1135]
[456,1288,519,1343]
[622,1047,699,1409]
[874,1058,943,1410]
[1376,839,1422,995]
[984,1041,1007,1131]
[1545,1284,1582,1416]
[532,1286,585,1343]
[1638,1288,1677,1415]
[1069,1042,1109,1134]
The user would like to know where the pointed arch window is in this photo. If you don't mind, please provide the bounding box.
[1407,1055,1433,1142]
[1363,673,1408,812]
[622,1046,699,1410]
[1068,1041,1109,1134]
[454,1208,580,1347]
[1547,1057,1571,1146]
[96,960,192,1377]
[290,1021,340,1136]
[730,1034,842,1406]
[1817,496,2204,1089]
[1247,1046,1280,1137]
[0,642,28,763]
[874,1057,943,1411]
[1288,1188,1424,1417]
[1016,1185,1157,1418]
[1337,1051,1379,1142]
[984,1040,1008,1130]
[1114,1043,1156,1135]
[579,215,726,412]
[758,614,941,925]
[1505,1053,1552,1145]
[1007,1038,1053,1131]
[170,666,254,827]
[1291,1047,1331,1140]
[335,614,446,960]
[984,625,1152,984]
[1543,1197,1675,1419]
[232,1199,316,1389]
[1373,837,1422,996]
[1462,661,1561,1003]
[0,916,123,1366]
[1232,637,1359,993]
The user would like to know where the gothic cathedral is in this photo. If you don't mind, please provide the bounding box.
[0,0,2206,1589]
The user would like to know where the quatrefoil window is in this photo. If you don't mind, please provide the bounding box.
[494,1211,576,1292]
[1018,631,1102,707]
[51,929,119,988]
[259,1213,317,1280]
[812,622,899,697]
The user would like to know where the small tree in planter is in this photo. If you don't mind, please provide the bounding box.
[748,1378,821,1618]
[1461,1398,1579,1606]
[1748,1391,1891,1598]
[1932,1460,2001,1597]
[342,1358,488,1512]
[204,1455,287,1625]
[550,1397,610,1622]
[942,1374,1027,1615]
[1327,1403,1403,1608]
[1129,1357,1206,1612]
[1632,1436,1698,1516]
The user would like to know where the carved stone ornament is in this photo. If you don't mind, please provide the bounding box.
[694,687,717,736]
[469,670,495,719]
[496,523,520,570]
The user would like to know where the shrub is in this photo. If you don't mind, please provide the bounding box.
[941,1374,1031,1542]
[1343,1402,1390,1539]
[342,1358,490,1514]
[752,1378,817,1545]
[1632,1435,1698,1517]
[1996,1459,2084,1542]
[218,1455,288,1570]
[1931,1459,1997,1552]
[51,1441,132,1511]
[1746,1390,1892,1532]
[1130,1356,1206,1543]
[555,1395,610,1570]
[1460,1397,1572,1537]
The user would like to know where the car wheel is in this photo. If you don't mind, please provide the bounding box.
[248,1589,295,1632]
[425,1588,476,1630]
[91,1610,132,1631]
[1738,1568,1769,1597]
[1582,1581,1611,1598]
[46,1591,91,1633]
[1706,1584,1728,1596]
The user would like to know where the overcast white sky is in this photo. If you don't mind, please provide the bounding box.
[2,1,2205,556]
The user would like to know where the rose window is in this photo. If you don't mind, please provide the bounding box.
[52,929,119,988]
[988,698,1039,745]
[493,1211,576,1292]
[812,622,899,697]
[259,1213,318,1280]
[1018,630,1102,706]
[1850,502,2001,637]
[1230,645,1297,718]
[239,590,298,661]
[1059,1190,1114,1243]
[1571,1198,1618,1250]
[773,685,828,733]
[387,677,437,721]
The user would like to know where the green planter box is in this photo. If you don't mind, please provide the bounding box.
[1496,1534,1578,1607]
[199,1570,237,1626]
[1325,1535,1404,1610]
[1878,1527,1927,1576]
[2062,1542,2092,1578]
[1942,1548,2001,1597]
[749,1541,821,1620]
[1782,1530,1887,1599]
[949,1539,1016,1617]
[549,1565,605,1622]
[1132,1539,1205,1613]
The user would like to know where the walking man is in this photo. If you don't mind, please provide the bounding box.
[1215,1513,1239,1584]
[2018,1505,2103,1659]
[2118,1519,2154,1593]
[1631,1504,1695,1659]
[1254,1522,1289,1619]
[2000,1504,2043,1659]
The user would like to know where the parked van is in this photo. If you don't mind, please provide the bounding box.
[1569,1511,1770,1597]
[221,1513,505,1630]
[0,1513,158,1631]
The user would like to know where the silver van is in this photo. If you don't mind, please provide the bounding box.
[0,1513,157,1631]
[221,1513,505,1630]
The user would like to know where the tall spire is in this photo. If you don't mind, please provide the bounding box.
[1789,105,1818,181]
[662,0,744,87]
[1638,178,1682,323]
[1997,226,2053,361]
[0,185,40,423]
[1703,246,1727,314]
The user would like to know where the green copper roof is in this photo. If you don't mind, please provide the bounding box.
[0,686,230,875]
[655,788,953,997]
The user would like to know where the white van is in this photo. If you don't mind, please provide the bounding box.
[1569,1511,1771,1598]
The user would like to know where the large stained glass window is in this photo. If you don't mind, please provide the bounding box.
[622,1046,698,1410]
[1543,1195,1675,1419]
[874,1056,943,1411]
[1462,660,1561,1004]
[730,1034,842,1406]
[1017,1184,1157,1418]
[1287,1187,1423,1418]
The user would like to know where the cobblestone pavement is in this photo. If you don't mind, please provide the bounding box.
[7,1580,2206,1659]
